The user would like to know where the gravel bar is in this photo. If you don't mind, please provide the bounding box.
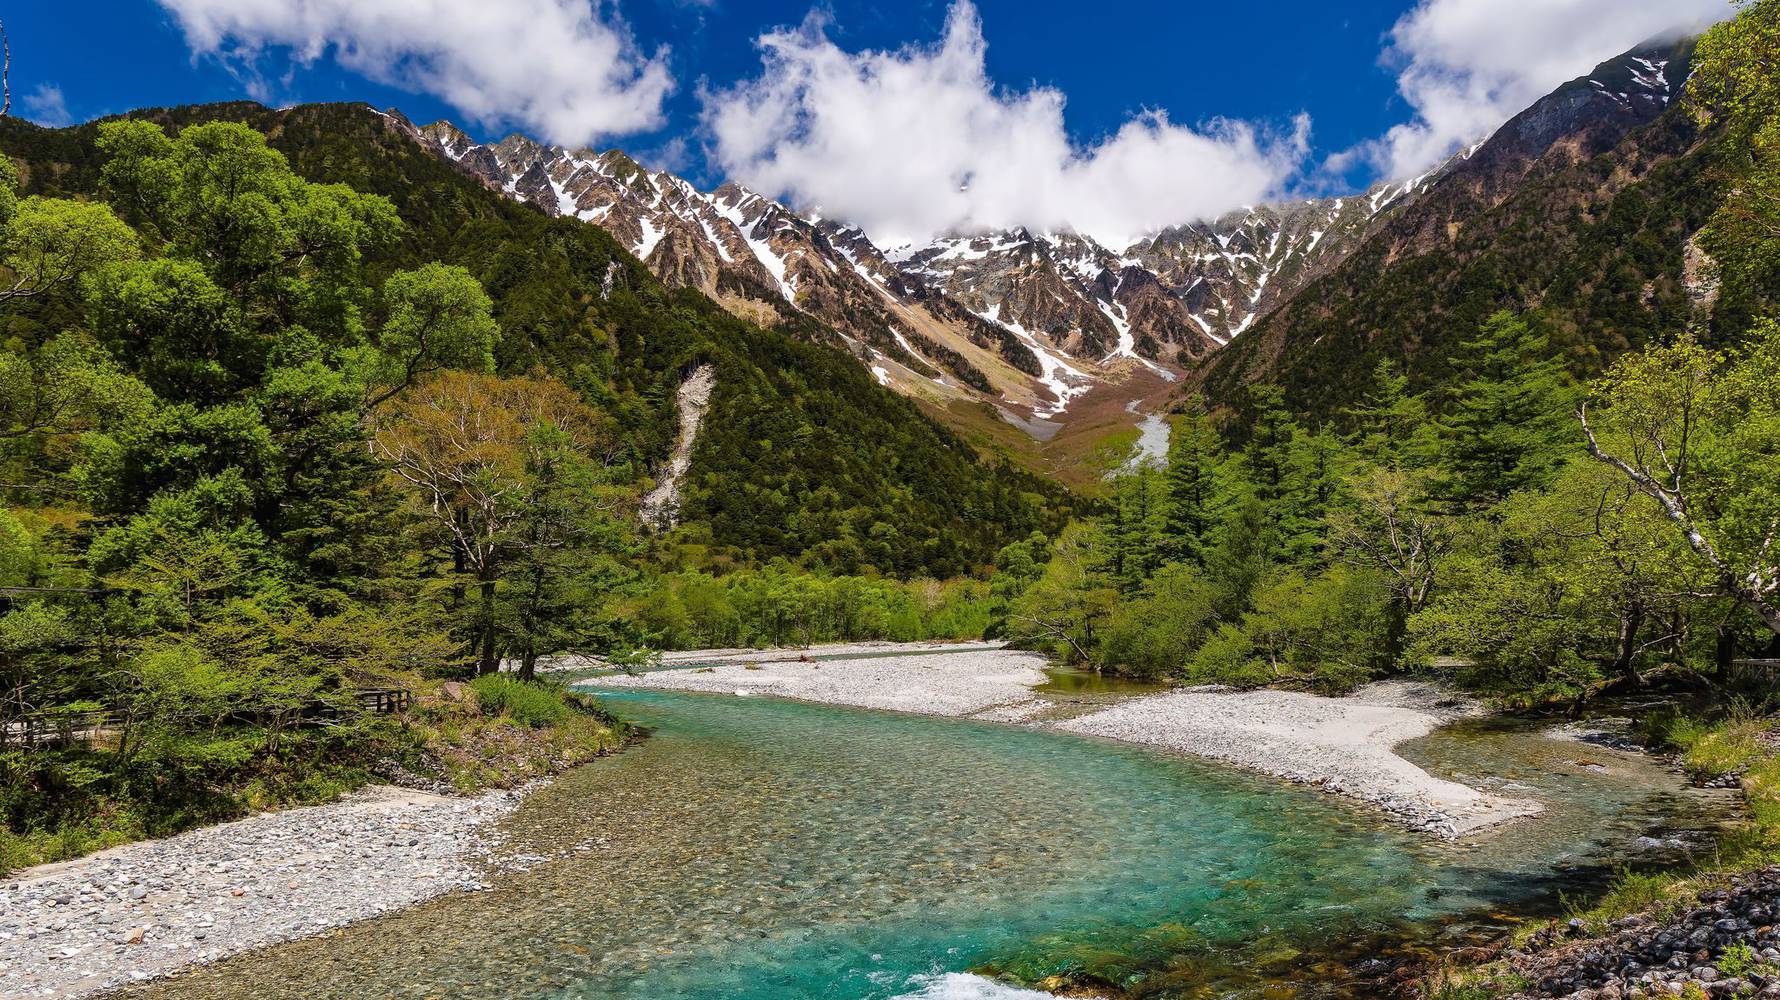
[585,647,1053,719]
[0,785,524,999]
[586,652,1543,838]
[1056,681,1543,837]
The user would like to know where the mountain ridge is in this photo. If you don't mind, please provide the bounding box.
[1192,37,1721,421]
[381,107,1451,440]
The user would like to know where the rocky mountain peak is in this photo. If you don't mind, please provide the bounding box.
[386,102,1457,432]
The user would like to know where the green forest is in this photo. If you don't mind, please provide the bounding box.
[0,105,1066,869]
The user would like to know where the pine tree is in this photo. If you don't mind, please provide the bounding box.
[1160,407,1221,567]
[1107,469,1166,594]
[1435,311,1579,508]
[1344,359,1432,467]
[1285,426,1344,566]
[1242,384,1298,506]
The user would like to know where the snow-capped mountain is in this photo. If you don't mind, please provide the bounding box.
[374,37,1690,442]
[382,114,1439,430]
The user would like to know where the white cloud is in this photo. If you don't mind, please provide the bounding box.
[701,3,1308,249]
[1369,0,1735,177]
[155,0,675,146]
[22,84,73,127]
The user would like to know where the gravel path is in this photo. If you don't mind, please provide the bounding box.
[0,785,524,999]
[1056,681,1543,837]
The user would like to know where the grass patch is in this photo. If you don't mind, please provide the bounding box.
[1638,707,1771,780]
[1555,869,1690,935]
[1421,967,1531,999]
[468,674,573,728]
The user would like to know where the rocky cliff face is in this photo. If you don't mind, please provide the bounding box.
[381,38,1686,436]
[390,108,1438,433]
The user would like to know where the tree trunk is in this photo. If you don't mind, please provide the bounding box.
[477,578,498,676]
[1610,600,1646,684]
[519,650,537,683]
[1717,626,1738,677]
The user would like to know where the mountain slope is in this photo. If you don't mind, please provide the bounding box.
[0,102,1074,577]
[1192,39,1761,419]
[391,112,1446,446]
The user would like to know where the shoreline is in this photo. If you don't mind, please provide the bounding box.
[582,647,1545,839]
[0,646,1560,998]
[0,785,525,1000]
[1054,681,1544,837]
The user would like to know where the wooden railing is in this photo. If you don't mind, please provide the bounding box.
[1,687,415,749]
[1730,659,1780,687]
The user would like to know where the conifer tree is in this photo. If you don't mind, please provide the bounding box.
[1160,405,1220,567]
[1434,311,1579,508]
[1106,468,1166,594]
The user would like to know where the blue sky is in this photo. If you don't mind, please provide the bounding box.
[3,0,1734,246]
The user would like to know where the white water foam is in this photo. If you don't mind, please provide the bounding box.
[890,972,1060,1000]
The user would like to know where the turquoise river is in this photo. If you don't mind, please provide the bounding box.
[114,685,1735,1000]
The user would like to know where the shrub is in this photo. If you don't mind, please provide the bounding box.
[1718,942,1760,979]
[1567,869,1687,932]
[468,674,573,729]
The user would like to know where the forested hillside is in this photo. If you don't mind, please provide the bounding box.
[1196,36,1780,423]
[0,102,1072,580]
[0,104,1069,870]
[1004,5,1780,711]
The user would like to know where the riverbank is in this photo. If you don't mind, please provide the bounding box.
[1420,712,1780,999]
[1056,681,1544,837]
[581,647,1541,838]
[585,643,1052,718]
[0,785,524,999]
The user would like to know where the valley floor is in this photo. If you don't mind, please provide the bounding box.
[581,642,1542,838]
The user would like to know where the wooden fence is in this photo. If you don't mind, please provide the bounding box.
[1,687,416,749]
[1730,659,1780,689]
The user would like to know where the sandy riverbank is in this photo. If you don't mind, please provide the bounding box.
[0,785,523,999]
[581,649,1542,838]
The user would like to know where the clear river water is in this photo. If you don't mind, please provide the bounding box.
[113,684,1735,1000]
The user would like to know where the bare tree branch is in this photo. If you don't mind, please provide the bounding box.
[1,19,10,118]
[1581,402,1780,634]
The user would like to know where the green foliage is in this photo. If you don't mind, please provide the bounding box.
[1641,708,1771,780]
[357,261,498,407]
[1193,567,1390,691]
[1159,406,1220,565]
[1099,563,1219,680]
[1,196,139,301]
[1688,0,1780,294]
[1583,321,1780,635]
[1719,942,1763,979]
[1433,311,1580,507]
[632,569,992,650]
[468,674,573,729]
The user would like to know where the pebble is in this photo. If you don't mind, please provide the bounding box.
[1503,870,1780,999]
[0,785,530,999]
